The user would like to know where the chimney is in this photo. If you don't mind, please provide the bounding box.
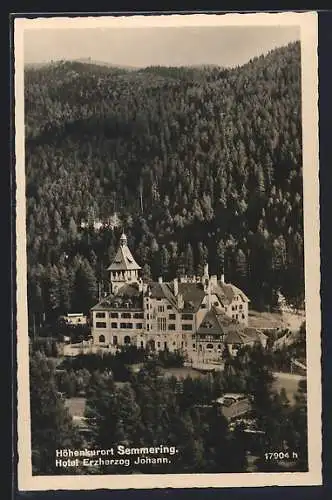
[210,275,218,287]
[220,274,225,284]
[173,278,178,296]
[158,277,163,284]
[138,278,143,292]
[177,293,184,310]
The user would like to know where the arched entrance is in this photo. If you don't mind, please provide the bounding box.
[99,334,105,343]
[124,335,131,345]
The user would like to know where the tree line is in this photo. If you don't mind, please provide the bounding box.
[30,340,307,475]
[25,41,304,324]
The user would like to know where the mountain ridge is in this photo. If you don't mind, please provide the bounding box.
[24,41,304,316]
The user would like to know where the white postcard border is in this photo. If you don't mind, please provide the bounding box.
[15,11,321,491]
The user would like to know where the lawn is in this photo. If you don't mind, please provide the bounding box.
[249,310,304,333]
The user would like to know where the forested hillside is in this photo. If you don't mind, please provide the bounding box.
[25,41,304,321]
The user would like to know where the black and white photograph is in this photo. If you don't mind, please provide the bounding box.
[14,12,321,491]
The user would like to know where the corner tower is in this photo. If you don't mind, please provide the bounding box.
[107,233,141,293]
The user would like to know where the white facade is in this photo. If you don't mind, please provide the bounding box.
[91,235,256,362]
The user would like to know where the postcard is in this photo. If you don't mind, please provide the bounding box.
[14,11,321,490]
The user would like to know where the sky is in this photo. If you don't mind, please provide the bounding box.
[24,25,300,68]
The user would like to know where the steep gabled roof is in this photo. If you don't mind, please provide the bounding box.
[212,281,250,305]
[107,238,141,271]
[148,281,205,313]
[197,309,223,335]
[198,308,240,336]
[115,283,141,297]
[178,283,205,312]
[224,327,264,345]
[197,308,262,345]
[224,330,249,344]
[148,282,179,309]
[91,283,143,311]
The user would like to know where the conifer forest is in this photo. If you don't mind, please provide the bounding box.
[25,41,304,323]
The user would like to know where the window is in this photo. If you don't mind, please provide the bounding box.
[120,323,132,329]
[192,343,196,349]
[96,312,105,318]
[136,323,143,329]
[140,341,144,348]
[120,323,126,329]
[169,314,176,320]
[110,312,118,318]
[134,313,144,319]
[167,305,172,310]
[124,336,131,344]
[99,335,105,343]
[127,323,133,329]
[206,343,214,350]
[236,314,238,320]
[173,342,176,346]
[157,317,167,331]
[182,313,193,320]
[200,303,207,309]
[214,301,219,306]
[217,344,221,350]
[182,324,192,331]
[113,336,118,345]
[202,321,213,329]
[239,304,243,310]
[111,322,117,328]
[158,305,165,313]
[168,324,176,331]
[147,314,150,319]
[164,341,167,349]
[157,342,161,348]
[242,314,245,319]
[122,312,131,319]
[96,322,107,328]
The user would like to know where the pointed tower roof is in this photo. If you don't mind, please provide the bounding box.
[107,233,141,271]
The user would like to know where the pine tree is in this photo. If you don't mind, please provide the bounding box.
[184,243,194,277]
[30,352,83,474]
[71,258,97,314]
